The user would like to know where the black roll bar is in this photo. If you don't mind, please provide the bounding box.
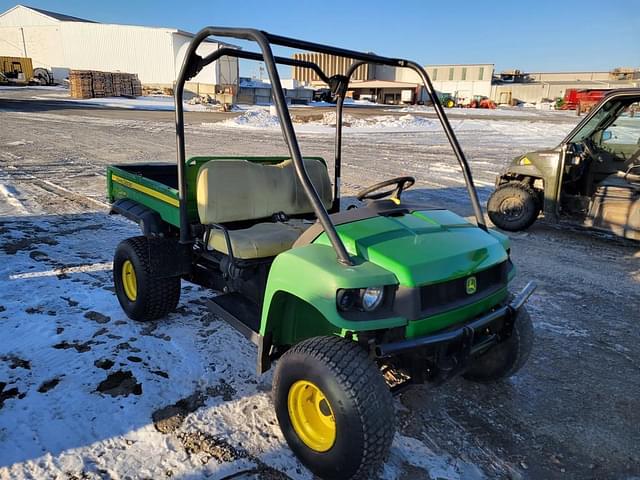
[174,27,488,266]
[198,47,332,85]
[175,27,353,265]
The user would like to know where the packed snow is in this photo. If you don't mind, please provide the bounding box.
[4,94,635,479]
[0,212,483,480]
[29,93,218,112]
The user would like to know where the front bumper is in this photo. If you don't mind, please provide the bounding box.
[375,281,536,358]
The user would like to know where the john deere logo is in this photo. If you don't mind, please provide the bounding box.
[466,276,477,295]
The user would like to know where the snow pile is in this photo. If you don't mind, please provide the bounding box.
[352,114,434,130]
[221,108,281,128]
[217,109,436,132]
[319,111,433,129]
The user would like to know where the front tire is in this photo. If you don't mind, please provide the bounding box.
[273,336,395,480]
[463,307,534,382]
[487,181,540,231]
[113,236,181,321]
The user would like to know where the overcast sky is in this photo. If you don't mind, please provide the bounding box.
[1,0,638,77]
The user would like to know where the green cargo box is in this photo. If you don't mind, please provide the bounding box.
[106,156,326,227]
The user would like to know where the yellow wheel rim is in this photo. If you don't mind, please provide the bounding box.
[121,259,137,301]
[287,380,336,452]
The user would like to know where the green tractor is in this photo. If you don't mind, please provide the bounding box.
[106,27,536,480]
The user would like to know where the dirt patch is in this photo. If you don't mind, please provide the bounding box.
[96,370,142,397]
[177,429,289,478]
[53,340,92,353]
[84,311,110,324]
[178,430,243,462]
[116,342,141,353]
[206,379,236,402]
[152,392,205,434]
[0,306,5,313]
[38,377,61,393]
[94,358,114,370]
[60,296,79,307]
[0,236,59,255]
[127,356,142,363]
[150,369,169,378]
[0,382,22,409]
[1,355,31,370]
[92,327,109,338]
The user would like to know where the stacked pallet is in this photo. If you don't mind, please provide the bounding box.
[69,70,93,99]
[69,70,142,99]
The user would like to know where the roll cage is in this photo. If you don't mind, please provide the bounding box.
[174,27,487,266]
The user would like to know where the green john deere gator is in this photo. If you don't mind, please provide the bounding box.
[106,27,536,480]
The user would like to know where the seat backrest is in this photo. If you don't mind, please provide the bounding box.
[196,158,332,224]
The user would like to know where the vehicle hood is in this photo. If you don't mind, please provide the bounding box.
[315,210,509,287]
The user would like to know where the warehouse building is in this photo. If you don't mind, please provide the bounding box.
[0,5,238,94]
[490,69,640,104]
[290,51,494,105]
[373,63,494,103]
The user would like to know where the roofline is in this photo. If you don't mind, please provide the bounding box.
[425,63,495,67]
[1,4,96,23]
[0,5,238,47]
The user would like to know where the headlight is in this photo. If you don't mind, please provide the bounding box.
[362,286,384,311]
[336,286,386,312]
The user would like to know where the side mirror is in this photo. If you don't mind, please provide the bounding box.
[602,130,613,142]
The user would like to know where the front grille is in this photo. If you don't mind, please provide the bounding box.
[419,261,509,316]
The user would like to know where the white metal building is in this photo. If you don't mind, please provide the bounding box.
[0,5,238,92]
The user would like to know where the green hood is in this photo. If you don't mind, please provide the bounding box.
[315,209,509,288]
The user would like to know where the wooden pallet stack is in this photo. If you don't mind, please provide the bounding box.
[69,70,142,99]
[69,70,93,99]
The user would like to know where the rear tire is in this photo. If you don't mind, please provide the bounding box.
[113,236,180,321]
[487,182,540,231]
[273,336,395,480]
[463,307,534,382]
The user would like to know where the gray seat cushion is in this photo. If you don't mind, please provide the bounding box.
[197,158,332,224]
[208,220,313,259]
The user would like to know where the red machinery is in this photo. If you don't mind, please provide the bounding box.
[561,88,609,112]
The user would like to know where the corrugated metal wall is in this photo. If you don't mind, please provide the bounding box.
[0,26,63,70]
[291,52,369,84]
[59,23,176,83]
[172,35,238,88]
[0,7,238,87]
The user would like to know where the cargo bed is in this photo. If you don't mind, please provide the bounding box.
[106,156,324,228]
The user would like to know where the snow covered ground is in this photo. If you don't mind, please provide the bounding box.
[1,98,638,479]
[29,92,219,112]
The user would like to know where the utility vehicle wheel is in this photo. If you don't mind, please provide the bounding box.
[273,336,395,480]
[113,236,180,321]
[487,182,540,231]
[463,307,534,382]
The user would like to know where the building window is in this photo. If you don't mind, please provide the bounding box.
[461,67,467,81]
[449,67,454,80]
[432,68,438,81]
[478,67,485,80]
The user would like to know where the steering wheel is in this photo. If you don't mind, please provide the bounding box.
[356,176,415,202]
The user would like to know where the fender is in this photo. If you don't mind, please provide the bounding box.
[260,243,403,347]
[110,198,170,236]
[498,163,544,184]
